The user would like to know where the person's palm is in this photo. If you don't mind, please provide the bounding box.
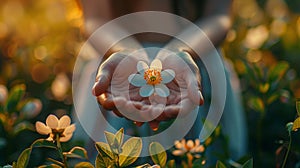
[92,49,204,130]
[93,51,150,119]
[152,51,204,122]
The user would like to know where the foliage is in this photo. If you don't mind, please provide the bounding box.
[1,123,253,168]
[222,0,300,166]
[0,84,43,164]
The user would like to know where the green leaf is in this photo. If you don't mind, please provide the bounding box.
[95,154,115,168]
[38,164,62,168]
[293,117,300,131]
[115,128,124,147]
[252,63,263,81]
[216,161,227,168]
[135,163,152,168]
[248,97,265,113]
[267,61,289,83]
[5,84,26,113]
[104,131,119,153]
[64,146,88,159]
[31,139,57,149]
[74,162,94,168]
[267,93,280,105]
[95,142,114,160]
[241,158,253,168]
[258,83,269,93]
[16,148,31,168]
[13,121,34,135]
[166,160,175,168]
[119,137,142,167]
[192,159,205,168]
[296,98,300,116]
[149,142,167,167]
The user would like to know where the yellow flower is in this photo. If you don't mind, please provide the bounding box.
[35,114,75,142]
[172,139,205,156]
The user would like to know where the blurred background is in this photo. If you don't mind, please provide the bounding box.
[0,0,300,167]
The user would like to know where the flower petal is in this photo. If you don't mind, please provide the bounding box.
[195,139,200,147]
[174,140,183,149]
[137,61,149,74]
[181,139,186,147]
[58,115,71,129]
[172,150,186,156]
[46,136,54,141]
[150,59,162,71]
[64,124,76,134]
[195,145,205,153]
[154,84,170,97]
[139,85,154,97]
[35,121,51,135]
[187,140,194,149]
[46,114,59,129]
[128,74,146,87]
[60,133,73,142]
[161,69,175,84]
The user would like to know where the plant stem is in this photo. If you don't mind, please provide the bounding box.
[46,157,65,167]
[256,111,265,166]
[56,135,68,168]
[281,133,292,168]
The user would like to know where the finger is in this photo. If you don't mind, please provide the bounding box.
[162,105,180,119]
[121,101,151,122]
[160,98,197,120]
[92,53,127,96]
[92,70,111,96]
[112,109,124,117]
[131,101,143,110]
[97,93,127,110]
[179,51,204,105]
[149,120,160,131]
[156,112,168,121]
[185,71,204,105]
[134,121,145,127]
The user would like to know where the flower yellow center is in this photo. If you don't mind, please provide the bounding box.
[144,69,162,85]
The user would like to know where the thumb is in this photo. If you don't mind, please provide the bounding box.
[92,70,111,96]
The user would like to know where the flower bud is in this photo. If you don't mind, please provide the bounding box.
[20,99,42,119]
[286,122,293,133]
[0,85,8,104]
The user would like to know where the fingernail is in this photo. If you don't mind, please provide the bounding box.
[199,91,204,105]
[135,122,144,127]
[150,123,159,131]
[92,82,97,96]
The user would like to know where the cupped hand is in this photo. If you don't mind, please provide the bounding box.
[92,48,204,131]
[92,50,150,119]
[147,50,204,129]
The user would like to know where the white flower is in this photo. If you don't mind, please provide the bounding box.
[172,139,205,156]
[128,59,175,97]
[35,114,76,142]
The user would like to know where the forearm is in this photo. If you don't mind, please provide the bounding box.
[164,0,232,59]
[86,23,142,59]
[79,0,142,58]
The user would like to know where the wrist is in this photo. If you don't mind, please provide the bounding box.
[164,40,200,62]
